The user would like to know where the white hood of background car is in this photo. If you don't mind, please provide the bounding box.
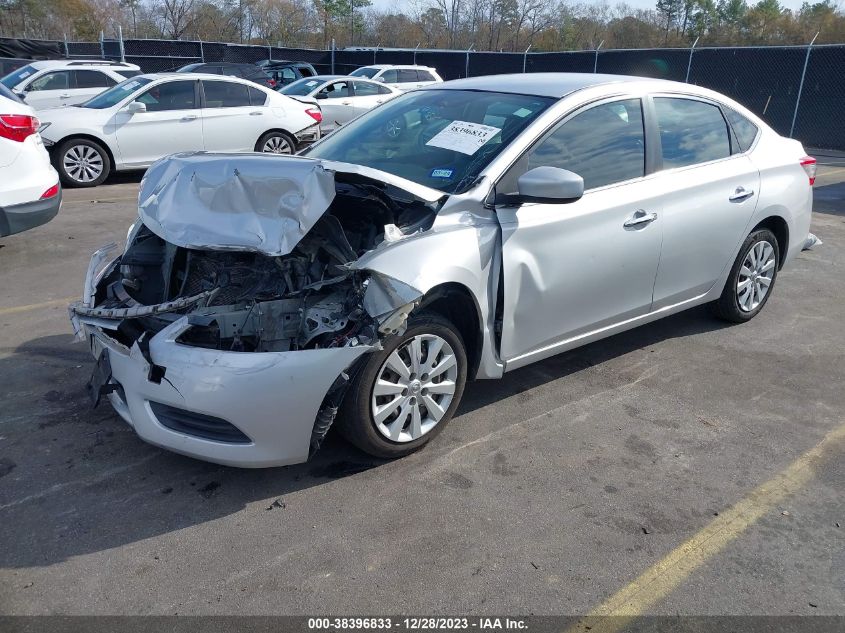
[137,152,444,257]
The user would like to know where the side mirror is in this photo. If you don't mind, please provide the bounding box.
[375,76,386,83]
[125,101,146,114]
[515,166,584,203]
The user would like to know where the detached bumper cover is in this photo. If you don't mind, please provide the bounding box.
[0,190,61,237]
[86,318,373,467]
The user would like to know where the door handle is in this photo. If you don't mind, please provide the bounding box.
[624,209,658,228]
[729,186,755,202]
[181,114,198,121]
[249,111,263,116]
[376,100,384,104]
[342,101,351,105]
[60,94,70,99]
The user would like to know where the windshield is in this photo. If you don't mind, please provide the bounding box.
[80,77,153,109]
[304,89,554,194]
[1,64,37,89]
[280,77,323,96]
[350,67,378,78]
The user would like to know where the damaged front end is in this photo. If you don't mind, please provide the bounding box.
[69,153,439,467]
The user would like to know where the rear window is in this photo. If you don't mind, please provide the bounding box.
[418,70,436,82]
[724,107,759,153]
[398,69,418,83]
[248,86,267,105]
[203,80,250,107]
[1,64,36,89]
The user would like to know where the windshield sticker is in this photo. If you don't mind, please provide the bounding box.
[430,168,454,179]
[513,107,532,118]
[121,81,141,91]
[305,80,318,86]
[425,120,501,155]
[18,71,32,79]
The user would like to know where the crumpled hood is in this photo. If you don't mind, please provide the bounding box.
[137,152,444,257]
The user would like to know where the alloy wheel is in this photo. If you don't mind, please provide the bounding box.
[737,240,776,312]
[63,144,104,183]
[261,135,293,154]
[371,333,458,443]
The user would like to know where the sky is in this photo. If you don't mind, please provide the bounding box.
[369,0,815,14]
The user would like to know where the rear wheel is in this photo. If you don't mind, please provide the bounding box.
[55,138,110,187]
[336,312,467,459]
[709,228,780,323]
[256,130,295,154]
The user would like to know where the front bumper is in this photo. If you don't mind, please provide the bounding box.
[83,318,371,467]
[0,190,61,237]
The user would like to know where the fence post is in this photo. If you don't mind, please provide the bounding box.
[118,25,125,62]
[594,40,603,73]
[414,43,420,65]
[522,44,532,73]
[63,33,69,58]
[790,32,818,139]
[99,31,105,59]
[199,39,205,62]
[465,45,474,78]
[268,44,272,62]
[331,39,336,74]
[374,44,380,65]
[685,36,698,83]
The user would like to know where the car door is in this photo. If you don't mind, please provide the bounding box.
[351,80,387,118]
[113,79,203,166]
[648,95,761,309]
[397,69,423,90]
[21,70,73,109]
[200,79,267,151]
[315,80,353,132]
[496,98,663,365]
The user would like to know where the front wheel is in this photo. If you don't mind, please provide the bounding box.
[336,312,468,459]
[54,138,111,187]
[256,130,295,154]
[709,228,780,323]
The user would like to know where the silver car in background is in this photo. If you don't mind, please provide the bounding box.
[70,73,815,467]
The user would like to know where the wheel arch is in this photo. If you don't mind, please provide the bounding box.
[52,134,117,171]
[417,282,484,381]
[751,215,789,270]
[254,128,295,151]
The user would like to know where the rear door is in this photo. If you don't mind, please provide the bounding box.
[315,80,353,132]
[114,79,203,166]
[21,70,73,109]
[350,80,386,118]
[200,79,267,151]
[649,95,760,309]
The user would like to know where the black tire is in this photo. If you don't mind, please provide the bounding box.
[255,130,296,154]
[709,228,780,323]
[54,138,111,188]
[336,312,468,459]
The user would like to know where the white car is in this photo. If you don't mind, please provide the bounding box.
[348,65,442,91]
[0,84,61,237]
[38,73,323,187]
[279,75,401,133]
[1,60,141,110]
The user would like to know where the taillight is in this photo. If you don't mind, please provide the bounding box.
[0,114,39,143]
[268,79,277,88]
[306,108,323,123]
[40,183,59,199]
[800,156,817,186]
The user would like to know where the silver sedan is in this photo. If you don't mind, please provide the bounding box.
[71,73,816,467]
[279,75,402,133]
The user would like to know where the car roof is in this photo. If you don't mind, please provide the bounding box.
[28,60,141,70]
[141,72,265,84]
[427,72,676,98]
[362,64,435,70]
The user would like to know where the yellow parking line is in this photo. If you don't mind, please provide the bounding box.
[0,297,77,316]
[568,421,845,633]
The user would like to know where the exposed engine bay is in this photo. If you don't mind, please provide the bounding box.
[71,176,437,354]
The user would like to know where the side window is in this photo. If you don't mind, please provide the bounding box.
[27,71,71,91]
[203,81,250,107]
[654,97,731,169]
[117,70,141,79]
[380,69,398,83]
[298,66,315,77]
[319,81,350,98]
[398,69,418,83]
[352,81,379,97]
[248,86,267,106]
[724,107,759,153]
[137,81,197,111]
[516,99,645,191]
[377,84,393,95]
[417,70,435,82]
[74,70,116,89]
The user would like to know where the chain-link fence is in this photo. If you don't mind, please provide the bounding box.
[2,35,843,150]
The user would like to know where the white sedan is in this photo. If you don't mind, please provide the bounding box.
[279,75,401,133]
[37,73,323,187]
